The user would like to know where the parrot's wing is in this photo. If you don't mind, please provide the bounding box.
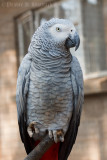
[58,56,84,160]
[16,53,34,154]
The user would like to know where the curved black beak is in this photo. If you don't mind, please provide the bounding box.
[65,32,80,51]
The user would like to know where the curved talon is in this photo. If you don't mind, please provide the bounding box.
[27,126,33,137]
[49,130,53,139]
[34,127,39,134]
[60,135,64,142]
[53,130,58,143]
[48,129,64,143]
[27,121,40,137]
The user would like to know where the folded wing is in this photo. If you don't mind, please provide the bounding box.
[16,53,34,154]
[58,56,84,160]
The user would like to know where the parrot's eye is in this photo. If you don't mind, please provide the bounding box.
[56,27,61,32]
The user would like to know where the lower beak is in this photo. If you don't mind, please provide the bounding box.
[65,32,80,51]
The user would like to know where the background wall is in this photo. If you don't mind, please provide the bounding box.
[0,19,25,160]
[0,0,107,160]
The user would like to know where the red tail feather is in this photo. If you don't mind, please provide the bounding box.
[35,141,60,160]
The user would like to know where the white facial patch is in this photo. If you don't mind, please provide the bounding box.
[49,23,75,42]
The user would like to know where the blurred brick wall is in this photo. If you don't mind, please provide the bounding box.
[69,93,107,160]
[0,1,107,160]
[0,20,26,160]
[103,0,107,54]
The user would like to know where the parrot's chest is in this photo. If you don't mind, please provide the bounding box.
[27,67,73,132]
[29,69,72,105]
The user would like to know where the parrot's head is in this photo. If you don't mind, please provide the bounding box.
[30,18,80,52]
[47,18,80,51]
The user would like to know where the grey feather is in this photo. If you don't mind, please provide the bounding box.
[16,18,84,158]
[58,56,84,160]
[16,53,35,153]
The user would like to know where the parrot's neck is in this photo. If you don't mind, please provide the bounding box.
[31,48,72,74]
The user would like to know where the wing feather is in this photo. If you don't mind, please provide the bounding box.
[58,56,84,160]
[16,53,34,154]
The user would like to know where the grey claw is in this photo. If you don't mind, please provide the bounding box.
[27,121,40,137]
[53,130,59,143]
[35,127,39,134]
[60,136,64,142]
[49,130,53,139]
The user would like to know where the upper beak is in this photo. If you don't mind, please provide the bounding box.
[65,32,80,51]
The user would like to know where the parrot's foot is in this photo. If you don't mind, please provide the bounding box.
[48,130,64,143]
[27,121,39,137]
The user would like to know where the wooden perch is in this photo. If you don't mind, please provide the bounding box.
[24,134,54,160]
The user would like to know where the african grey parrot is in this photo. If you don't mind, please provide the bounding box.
[16,18,84,160]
